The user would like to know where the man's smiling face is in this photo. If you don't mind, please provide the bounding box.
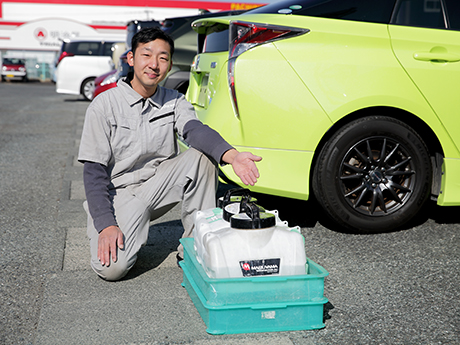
[128,39,172,98]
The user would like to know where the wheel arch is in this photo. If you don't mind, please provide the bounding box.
[309,106,444,200]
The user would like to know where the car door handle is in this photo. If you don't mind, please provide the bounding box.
[413,52,460,62]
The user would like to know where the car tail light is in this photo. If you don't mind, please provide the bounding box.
[227,21,308,116]
[229,21,307,59]
[227,58,239,115]
[56,51,74,66]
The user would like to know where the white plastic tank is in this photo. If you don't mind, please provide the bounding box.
[201,203,307,279]
[193,189,288,265]
[193,188,255,264]
[193,207,225,264]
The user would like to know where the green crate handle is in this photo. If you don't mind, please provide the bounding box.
[250,304,288,310]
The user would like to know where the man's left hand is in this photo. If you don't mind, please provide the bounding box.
[223,149,262,186]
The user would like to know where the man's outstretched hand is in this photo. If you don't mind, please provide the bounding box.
[222,149,262,186]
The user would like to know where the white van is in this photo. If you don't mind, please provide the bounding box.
[55,36,126,100]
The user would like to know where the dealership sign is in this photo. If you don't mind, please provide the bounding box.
[0,18,126,51]
[0,0,268,52]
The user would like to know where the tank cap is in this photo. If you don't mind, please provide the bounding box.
[230,203,276,229]
[218,187,257,209]
[223,194,264,222]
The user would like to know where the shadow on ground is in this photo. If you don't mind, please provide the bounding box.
[221,182,460,233]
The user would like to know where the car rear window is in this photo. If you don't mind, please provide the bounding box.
[65,42,102,56]
[247,0,397,24]
[203,29,230,53]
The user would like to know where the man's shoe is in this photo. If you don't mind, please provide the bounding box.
[176,253,183,268]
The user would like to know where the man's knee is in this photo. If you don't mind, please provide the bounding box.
[193,149,218,180]
[187,148,217,168]
[91,257,133,281]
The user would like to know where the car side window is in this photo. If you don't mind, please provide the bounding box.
[70,42,101,56]
[445,0,460,30]
[102,43,115,57]
[392,0,446,29]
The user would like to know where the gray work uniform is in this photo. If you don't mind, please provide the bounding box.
[78,79,225,281]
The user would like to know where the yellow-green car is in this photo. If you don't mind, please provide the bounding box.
[186,0,460,233]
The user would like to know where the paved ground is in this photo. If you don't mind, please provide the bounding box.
[0,81,459,344]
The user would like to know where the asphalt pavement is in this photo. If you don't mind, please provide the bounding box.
[0,81,459,345]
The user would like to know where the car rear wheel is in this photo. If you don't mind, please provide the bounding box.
[81,78,95,101]
[312,116,431,233]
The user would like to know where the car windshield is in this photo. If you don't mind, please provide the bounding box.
[247,0,397,24]
[3,58,25,65]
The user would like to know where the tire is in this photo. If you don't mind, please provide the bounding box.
[81,78,95,101]
[312,116,431,233]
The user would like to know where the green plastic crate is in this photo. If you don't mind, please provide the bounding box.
[179,238,329,334]
[181,259,327,334]
[181,237,328,306]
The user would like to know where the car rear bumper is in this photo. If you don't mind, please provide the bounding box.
[55,87,80,96]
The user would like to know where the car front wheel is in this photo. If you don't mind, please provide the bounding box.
[312,116,431,233]
[81,78,95,101]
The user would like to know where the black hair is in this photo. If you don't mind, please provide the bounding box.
[131,27,175,57]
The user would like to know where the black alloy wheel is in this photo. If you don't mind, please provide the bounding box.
[312,116,432,233]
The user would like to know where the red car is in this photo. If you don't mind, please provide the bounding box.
[93,69,117,99]
[93,50,131,99]
[1,58,27,82]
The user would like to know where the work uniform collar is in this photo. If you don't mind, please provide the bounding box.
[118,74,164,109]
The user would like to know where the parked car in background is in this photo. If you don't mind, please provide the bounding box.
[55,36,125,100]
[1,58,27,81]
[187,0,460,233]
[93,69,117,99]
